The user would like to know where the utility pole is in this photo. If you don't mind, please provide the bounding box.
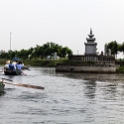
[10,32,11,51]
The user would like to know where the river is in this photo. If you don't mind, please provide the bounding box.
[0,67,124,124]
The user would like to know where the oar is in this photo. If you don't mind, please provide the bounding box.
[22,66,30,70]
[21,70,27,76]
[1,78,44,90]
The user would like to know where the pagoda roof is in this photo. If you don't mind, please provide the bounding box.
[88,34,94,37]
[86,28,96,42]
[86,37,95,41]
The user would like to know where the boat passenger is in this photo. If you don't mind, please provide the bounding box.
[16,61,23,73]
[4,60,10,71]
[20,61,24,68]
[9,61,16,71]
[12,61,17,70]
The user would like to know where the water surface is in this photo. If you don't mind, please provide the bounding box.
[0,67,124,124]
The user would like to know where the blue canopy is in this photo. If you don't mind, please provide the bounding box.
[12,57,20,61]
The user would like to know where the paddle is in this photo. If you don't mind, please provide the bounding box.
[22,66,30,70]
[21,70,27,76]
[1,78,45,90]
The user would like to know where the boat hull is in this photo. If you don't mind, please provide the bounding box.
[4,70,21,75]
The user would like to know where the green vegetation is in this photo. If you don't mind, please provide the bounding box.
[23,58,68,67]
[105,40,124,58]
[0,58,67,67]
[105,41,124,73]
[0,42,72,60]
[116,66,124,74]
[0,42,73,67]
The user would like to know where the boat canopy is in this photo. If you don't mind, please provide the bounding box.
[12,57,20,61]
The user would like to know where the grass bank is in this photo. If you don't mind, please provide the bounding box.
[0,59,69,67]
[23,59,66,67]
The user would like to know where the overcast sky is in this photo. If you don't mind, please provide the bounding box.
[0,0,124,56]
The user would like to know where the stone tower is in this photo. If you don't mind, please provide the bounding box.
[84,29,97,55]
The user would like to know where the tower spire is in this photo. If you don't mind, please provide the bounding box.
[90,28,92,35]
[86,28,95,42]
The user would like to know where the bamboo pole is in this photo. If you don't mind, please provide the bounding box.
[4,81,45,90]
[1,78,44,90]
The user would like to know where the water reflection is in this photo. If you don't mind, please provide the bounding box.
[101,83,118,100]
[33,67,56,75]
[57,72,124,83]
[83,80,96,99]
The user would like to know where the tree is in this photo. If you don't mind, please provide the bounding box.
[107,41,118,58]
[0,42,73,60]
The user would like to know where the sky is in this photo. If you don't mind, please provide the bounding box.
[0,0,124,57]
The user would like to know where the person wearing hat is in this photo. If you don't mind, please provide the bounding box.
[4,60,10,71]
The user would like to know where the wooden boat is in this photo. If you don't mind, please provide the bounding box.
[4,60,29,75]
[4,66,29,75]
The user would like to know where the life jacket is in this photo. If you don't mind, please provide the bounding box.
[9,64,14,71]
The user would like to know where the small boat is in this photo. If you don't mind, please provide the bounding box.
[4,60,29,75]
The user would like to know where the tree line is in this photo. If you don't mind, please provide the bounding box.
[0,42,73,60]
[104,41,124,58]
[1,40,124,60]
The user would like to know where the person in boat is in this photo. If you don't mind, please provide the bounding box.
[4,60,10,71]
[9,61,16,71]
[12,61,17,70]
[16,61,23,73]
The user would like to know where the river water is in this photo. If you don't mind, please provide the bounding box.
[0,67,124,124]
